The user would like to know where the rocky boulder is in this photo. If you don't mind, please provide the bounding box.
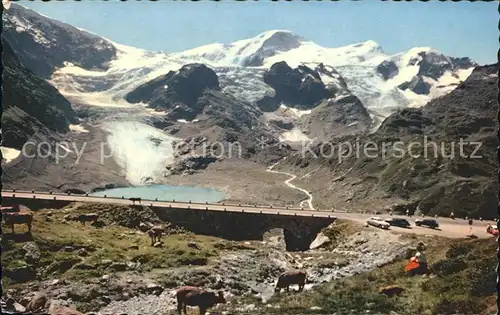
[398,76,431,95]
[309,232,331,250]
[125,63,220,120]
[22,242,41,264]
[377,60,399,80]
[260,61,334,110]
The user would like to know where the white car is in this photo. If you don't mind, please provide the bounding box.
[367,217,390,229]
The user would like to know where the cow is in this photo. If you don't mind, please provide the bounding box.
[146,225,165,246]
[275,270,307,293]
[378,285,405,297]
[3,210,33,234]
[129,197,142,204]
[73,213,99,225]
[175,286,226,315]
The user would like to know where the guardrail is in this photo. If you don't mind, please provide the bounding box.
[0,190,340,219]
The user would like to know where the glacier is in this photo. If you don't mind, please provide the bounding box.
[43,29,475,130]
[103,121,178,185]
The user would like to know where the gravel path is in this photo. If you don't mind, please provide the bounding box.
[266,158,314,210]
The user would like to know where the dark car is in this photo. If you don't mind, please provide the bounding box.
[415,218,439,229]
[385,218,411,228]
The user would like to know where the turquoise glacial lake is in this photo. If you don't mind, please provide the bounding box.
[89,184,226,203]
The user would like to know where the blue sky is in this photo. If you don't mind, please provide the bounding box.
[19,0,498,64]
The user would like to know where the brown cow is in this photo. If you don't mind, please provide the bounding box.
[146,226,164,246]
[176,286,226,315]
[3,210,33,234]
[275,270,307,293]
[73,213,99,225]
[378,285,405,297]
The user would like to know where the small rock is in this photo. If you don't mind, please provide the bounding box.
[63,214,73,221]
[126,261,140,270]
[23,242,41,263]
[101,259,113,267]
[50,279,60,286]
[378,285,405,297]
[310,306,322,311]
[74,263,95,270]
[5,298,27,313]
[188,241,201,250]
[77,248,88,257]
[309,232,331,250]
[51,305,85,315]
[14,302,27,312]
[145,283,164,296]
[101,275,110,281]
[109,262,127,271]
[25,292,49,312]
[56,292,69,300]
[63,246,75,252]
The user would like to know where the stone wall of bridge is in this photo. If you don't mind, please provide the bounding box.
[150,206,336,251]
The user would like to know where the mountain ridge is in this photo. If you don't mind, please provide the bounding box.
[2,3,476,131]
[279,63,499,218]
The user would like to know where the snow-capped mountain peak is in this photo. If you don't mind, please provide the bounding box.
[347,39,384,54]
[180,29,305,67]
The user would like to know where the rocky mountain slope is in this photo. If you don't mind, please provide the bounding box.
[2,3,116,78]
[125,63,291,167]
[2,37,78,150]
[279,63,498,219]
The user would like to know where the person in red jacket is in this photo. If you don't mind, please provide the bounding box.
[406,242,429,276]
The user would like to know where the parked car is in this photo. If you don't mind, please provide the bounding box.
[385,218,411,228]
[415,218,439,229]
[367,217,390,229]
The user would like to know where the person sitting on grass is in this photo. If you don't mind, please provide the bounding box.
[406,242,430,276]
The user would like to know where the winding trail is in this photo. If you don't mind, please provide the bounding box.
[266,158,315,210]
